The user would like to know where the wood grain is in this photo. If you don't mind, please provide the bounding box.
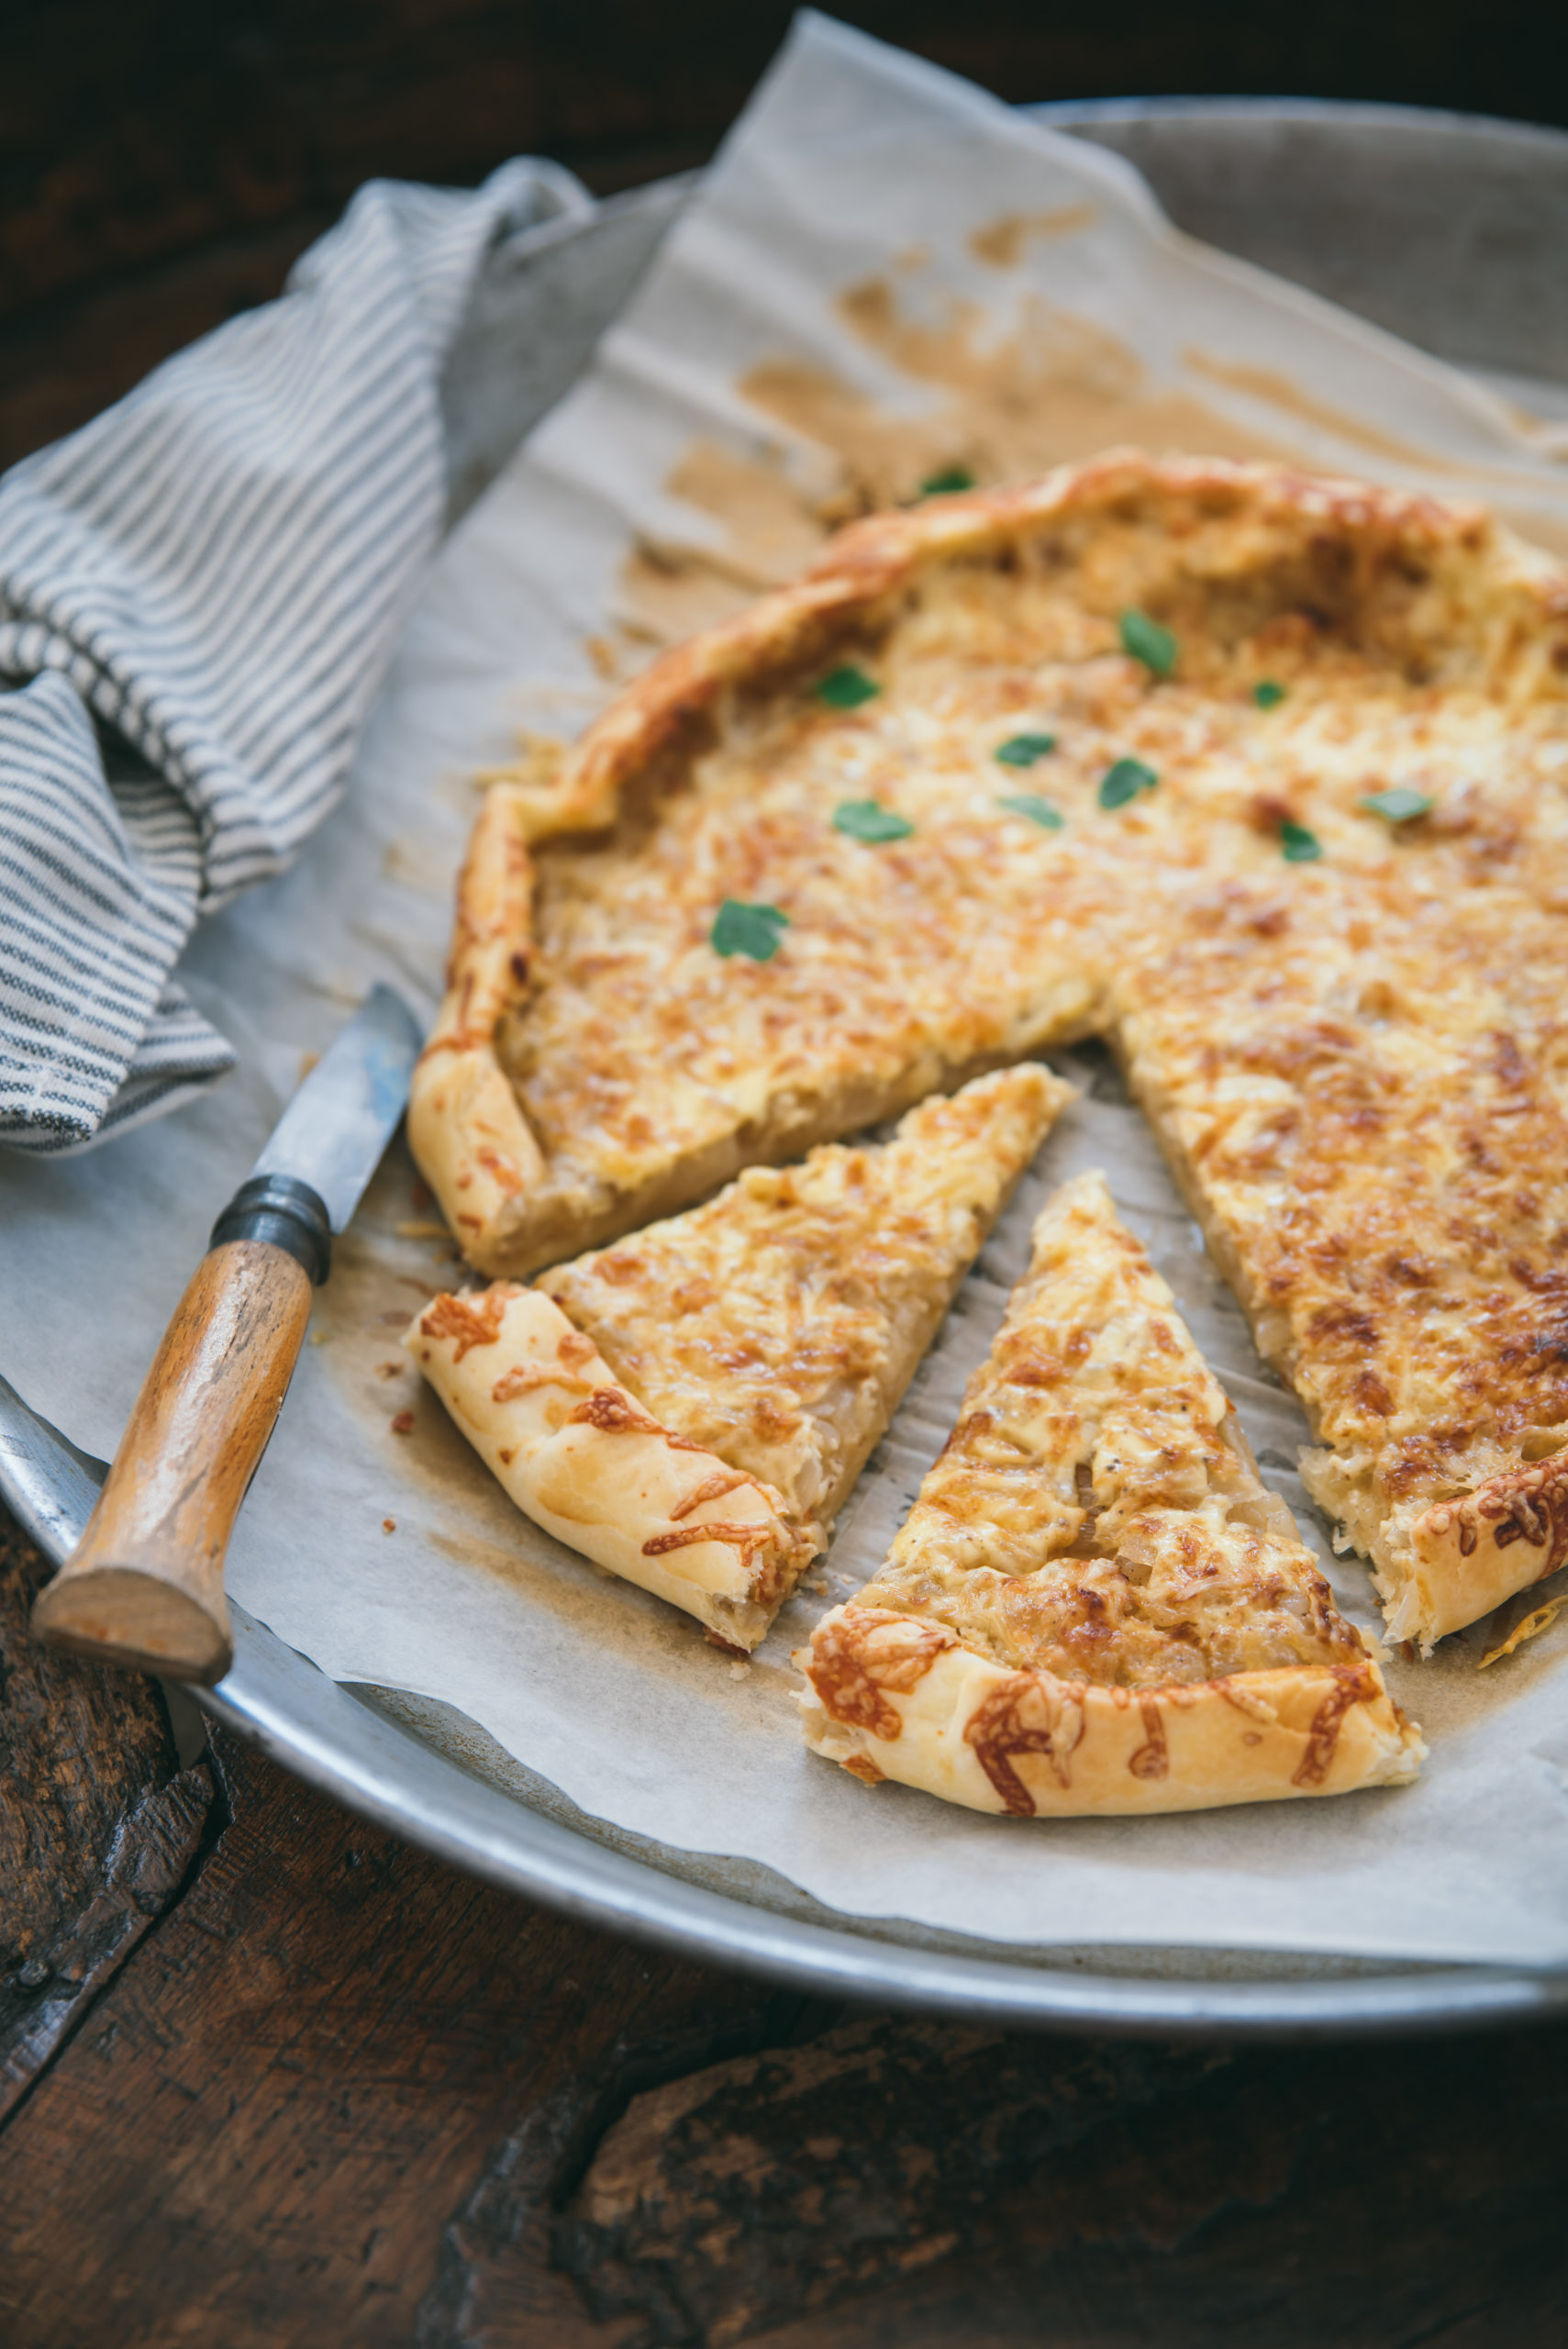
[0,1698,831,2348]
[31,1240,313,1683]
[0,1511,213,2125]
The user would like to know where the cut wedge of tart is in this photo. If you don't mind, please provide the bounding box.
[800,1171,1424,1815]
[407,1064,1070,1649]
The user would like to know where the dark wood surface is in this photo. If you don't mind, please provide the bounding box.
[7,10,1568,2337]
[5,1499,1568,2345]
[6,0,1566,472]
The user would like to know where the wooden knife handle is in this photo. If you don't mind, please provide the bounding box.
[32,1177,330,1683]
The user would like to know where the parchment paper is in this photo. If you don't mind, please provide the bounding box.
[6,13,1568,1965]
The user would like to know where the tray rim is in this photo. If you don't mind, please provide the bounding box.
[9,94,1568,2041]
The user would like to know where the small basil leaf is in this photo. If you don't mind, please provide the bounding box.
[997,794,1063,829]
[995,732,1057,768]
[920,464,976,495]
[1119,609,1177,677]
[834,798,915,843]
[1280,820,1323,863]
[1097,757,1159,809]
[815,664,880,709]
[711,900,790,960]
[1360,787,1433,824]
[1253,679,1287,708]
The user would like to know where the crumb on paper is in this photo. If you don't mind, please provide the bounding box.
[391,1411,415,1435]
[1480,1598,1566,1669]
[382,1517,396,1534]
[308,1330,330,1347]
[376,1360,404,1379]
[396,1219,450,1241]
[728,1661,751,1681]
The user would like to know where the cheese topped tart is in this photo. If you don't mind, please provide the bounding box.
[412,449,1568,1647]
[408,1064,1068,1648]
[799,1172,1424,1817]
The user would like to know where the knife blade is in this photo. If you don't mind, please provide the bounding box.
[30,984,425,1685]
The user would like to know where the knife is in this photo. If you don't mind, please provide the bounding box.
[30,984,424,1686]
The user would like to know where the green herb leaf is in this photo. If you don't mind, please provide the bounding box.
[1097,757,1159,810]
[834,798,915,843]
[1253,679,1287,708]
[1119,609,1177,677]
[994,731,1057,768]
[815,664,881,709]
[920,464,976,495]
[711,900,790,960]
[997,793,1063,830]
[1360,786,1433,824]
[1280,820,1323,863]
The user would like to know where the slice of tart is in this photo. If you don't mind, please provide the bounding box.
[408,1063,1070,1649]
[799,1171,1423,1814]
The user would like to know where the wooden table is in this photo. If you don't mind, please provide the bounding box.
[4,1503,1566,2345]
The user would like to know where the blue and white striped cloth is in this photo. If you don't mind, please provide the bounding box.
[0,156,589,1153]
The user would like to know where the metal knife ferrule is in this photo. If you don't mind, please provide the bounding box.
[209,1174,333,1286]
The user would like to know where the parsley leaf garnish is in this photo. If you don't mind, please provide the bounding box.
[1119,609,1177,677]
[1253,679,1287,708]
[997,794,1063,829]
[1360,787,1433,824]
[1097,757,1159,809]
[995,732,1057,768]
[1280,820,1323,863]
[711,900,790,960]
[815,665,880,709]
[920,464,976,495]
[834,798,915,843]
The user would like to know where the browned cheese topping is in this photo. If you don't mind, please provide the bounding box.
[539,1066,1068,1536]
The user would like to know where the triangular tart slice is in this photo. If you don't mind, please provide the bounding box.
[800,1171,1424,1810]
[407,1064,1071,1650]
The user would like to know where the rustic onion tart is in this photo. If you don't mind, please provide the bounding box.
[412,449,1568,1649]
[800,1172,1424,1816]
[407,1065,1066,1649]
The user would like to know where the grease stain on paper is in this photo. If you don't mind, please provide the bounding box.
[969,205,1098,266]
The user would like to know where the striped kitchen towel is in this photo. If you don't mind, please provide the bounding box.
[0,155,590,1153]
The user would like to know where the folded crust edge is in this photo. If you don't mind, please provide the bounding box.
[797,1604,1424,1817]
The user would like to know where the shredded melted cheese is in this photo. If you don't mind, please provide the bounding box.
[852,1172,1372,1687]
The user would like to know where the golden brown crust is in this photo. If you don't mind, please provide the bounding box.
[799,1606,1419,1816]
[405,1282,814,1649]
[407,785,545,1258]
[797,1174,1423,1814]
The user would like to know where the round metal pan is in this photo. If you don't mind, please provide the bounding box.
[9,98,1568,2038]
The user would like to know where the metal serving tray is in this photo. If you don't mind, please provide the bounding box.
[8,99,1568,2039]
